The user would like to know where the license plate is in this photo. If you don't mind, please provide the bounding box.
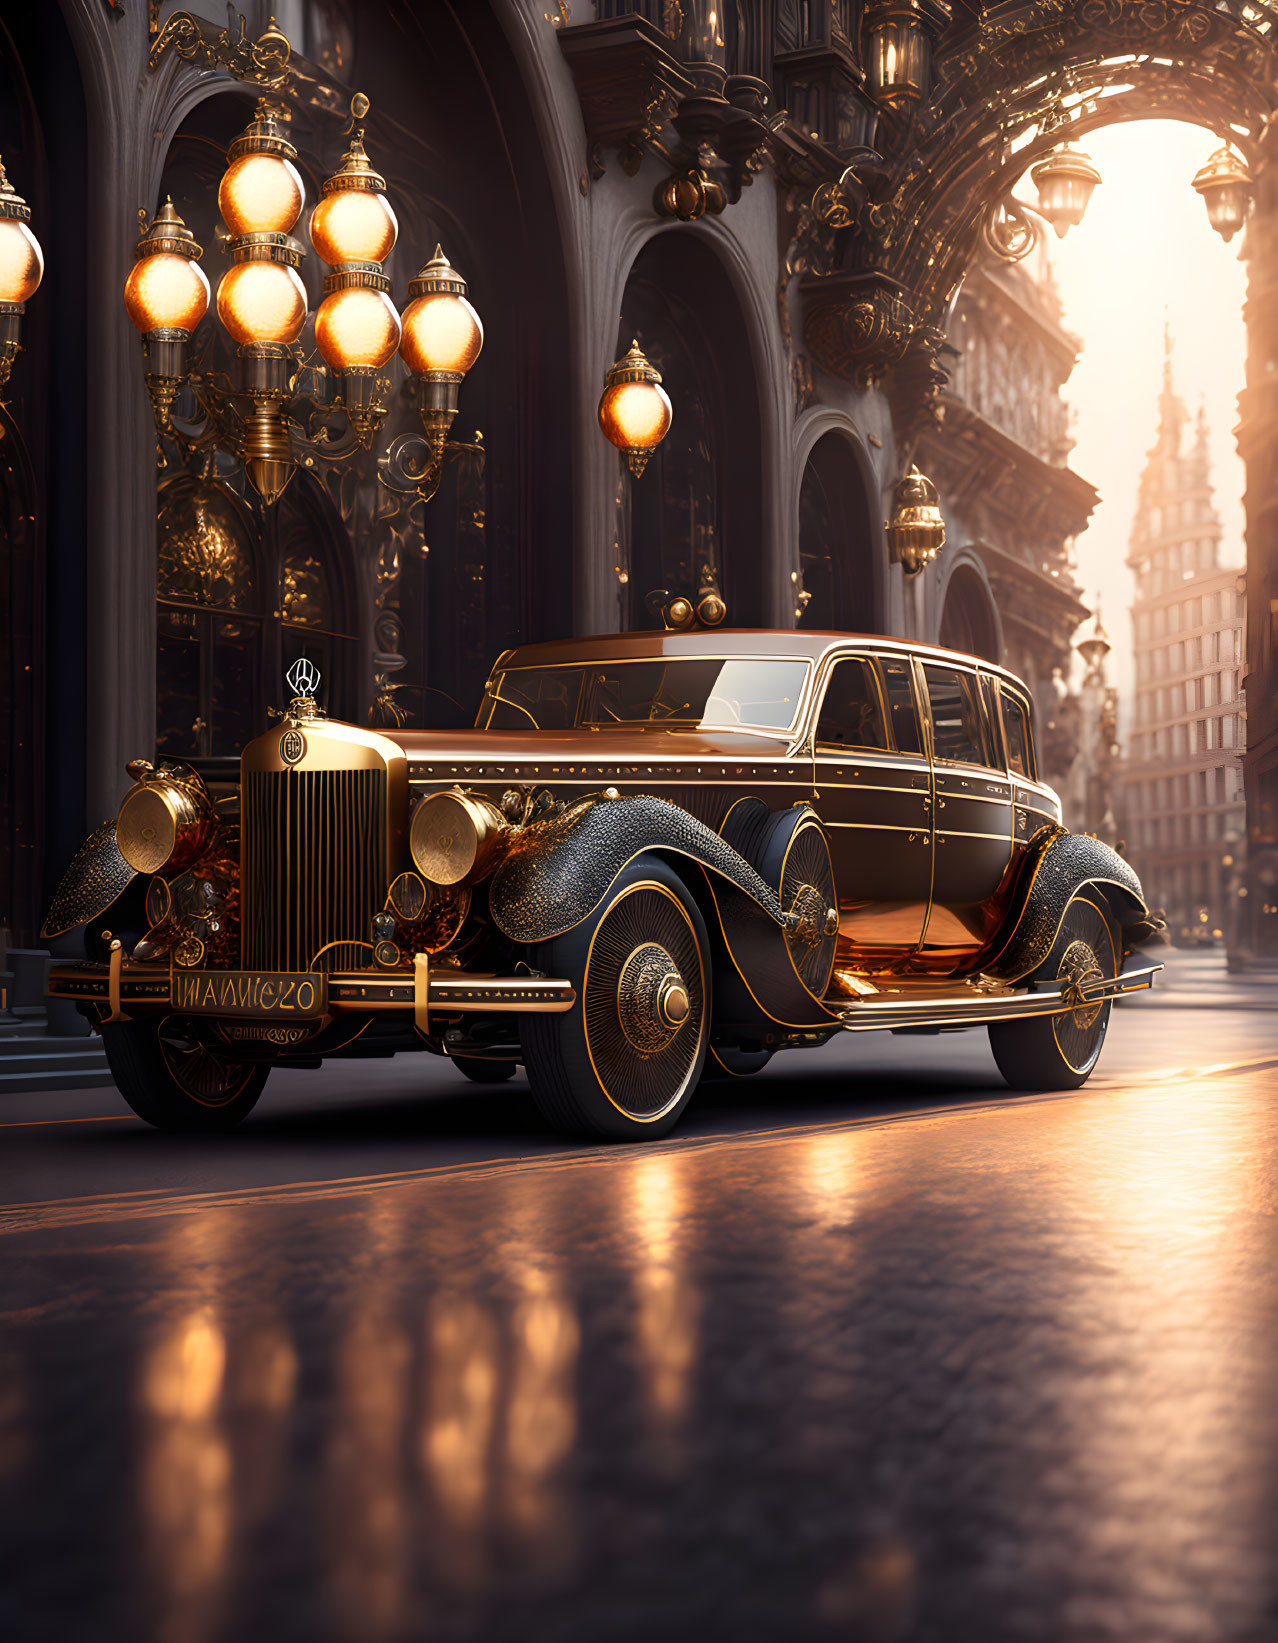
[171,970,326,1018]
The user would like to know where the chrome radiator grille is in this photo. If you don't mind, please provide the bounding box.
[241,768,387,972]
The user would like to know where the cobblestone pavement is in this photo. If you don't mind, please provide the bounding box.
[1,952,1275,1643]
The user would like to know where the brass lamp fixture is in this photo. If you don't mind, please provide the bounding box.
[311,94,403,447]
[123,201,211,434]
[863,0,951,111]
[599,341,672,477]
[984,126,1103,264]
[1030,143,1103,237]
[0,156,44,396]
[1192,144,1251,243]
[214,97,309,504]
[886,466,945,575]
[400,246,485,472]
[129,24,485,511]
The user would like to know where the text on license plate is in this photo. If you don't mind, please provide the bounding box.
[171,970,326,1018]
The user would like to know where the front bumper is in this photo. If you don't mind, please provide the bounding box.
[48,956,576,1033]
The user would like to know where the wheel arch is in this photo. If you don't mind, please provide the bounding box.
[986,826,1163,984]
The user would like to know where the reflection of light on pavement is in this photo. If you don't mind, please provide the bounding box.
[323,1204,410,1638]
[138,1308,231,1643]
[422,1291,498,1557]
[816,1536,916,1640]
[1042,1079,1268,1633]
[226,1322,297,1527]
[502,1267,579,1564]
[628,1157,700,1442]
[0,1344,27,1479]
[798,1132,858,1230]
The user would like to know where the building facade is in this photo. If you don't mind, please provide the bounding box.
[921,251,1095,792]
[1124,350,1246,938]
[0,0,1112,958]
[1238,118,1278,961]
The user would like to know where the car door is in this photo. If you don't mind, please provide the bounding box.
[917,659,1014,969]
[810,651,933,966]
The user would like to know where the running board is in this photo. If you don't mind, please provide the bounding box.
[832,961,1162,1033]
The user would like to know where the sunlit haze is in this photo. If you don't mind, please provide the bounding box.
[1035,120,1247,719]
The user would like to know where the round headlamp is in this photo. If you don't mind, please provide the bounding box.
[116,775,213,875]
[410,789,507,887]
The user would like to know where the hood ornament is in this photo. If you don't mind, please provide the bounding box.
[284,656,324,720]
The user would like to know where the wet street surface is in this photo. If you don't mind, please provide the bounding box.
[2,952,1276,1642]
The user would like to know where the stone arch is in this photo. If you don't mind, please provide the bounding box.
[938,555,1004,666]
[793,425,884,633]
[613,227,775,627]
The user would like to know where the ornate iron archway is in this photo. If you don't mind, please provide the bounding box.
[798,0,1278,426]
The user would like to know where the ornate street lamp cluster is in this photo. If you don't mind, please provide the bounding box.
[123,91,484,506]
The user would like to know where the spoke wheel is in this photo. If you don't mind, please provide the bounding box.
[520,855,709,1140]
[989,893,1118,1091]
[102,1016,268,1130]
[778,820,838,999]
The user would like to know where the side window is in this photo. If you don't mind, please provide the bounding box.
[816,659,887,750]
[879,657,922,755]
[1001,690,1035,780]
[923,665,990,766]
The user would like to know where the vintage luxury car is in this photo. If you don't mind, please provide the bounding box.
[46,631,1162,1139]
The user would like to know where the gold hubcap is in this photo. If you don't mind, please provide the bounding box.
[1060,938,1105,1029]
[659,982,690,1025]
[617,942,688,1053]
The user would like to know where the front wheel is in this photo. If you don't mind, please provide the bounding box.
[102,1017,269,1131]
[520,855,709,1140]
[988,892,1118,1091]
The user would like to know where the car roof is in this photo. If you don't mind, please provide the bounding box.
[491,628,1034,695]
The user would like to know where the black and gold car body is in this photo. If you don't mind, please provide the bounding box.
[46,632,1162,1138]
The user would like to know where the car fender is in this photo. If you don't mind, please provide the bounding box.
[41,820,139,939]
[985,825,1162,983]
[488,793,839,1029]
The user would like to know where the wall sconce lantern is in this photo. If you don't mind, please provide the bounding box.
[1192,144,1251,244]
[124,201,210,434]
[863,0,951,111]
[887,466,945,574]
[598,341,672,477]
[400,247,486,471]
[1030,144,1102,238]
[0,156,44,396]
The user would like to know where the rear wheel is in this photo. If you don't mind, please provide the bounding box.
[102,1016,268,1130]
[989,893,1118,1091]
[520,855,709,1140]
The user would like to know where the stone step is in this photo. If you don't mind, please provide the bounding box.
[0,1065,115,1094]
[0,1034,111,1093]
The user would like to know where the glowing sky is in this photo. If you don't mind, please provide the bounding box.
[1034,119,1248,713]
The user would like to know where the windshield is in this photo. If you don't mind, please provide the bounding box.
[479,657,810,735]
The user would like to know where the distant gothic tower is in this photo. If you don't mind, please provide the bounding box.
[1123,339,1246,939]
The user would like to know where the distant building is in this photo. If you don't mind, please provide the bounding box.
[1123,345,1246,938]
[920,252,1095,792]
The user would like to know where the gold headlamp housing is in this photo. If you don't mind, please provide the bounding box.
[409,788,509,887]
[116,760,216,875]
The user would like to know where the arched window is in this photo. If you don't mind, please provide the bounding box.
[616,235,765,627]
[797,431,880,632]
[938,563,1001,664]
